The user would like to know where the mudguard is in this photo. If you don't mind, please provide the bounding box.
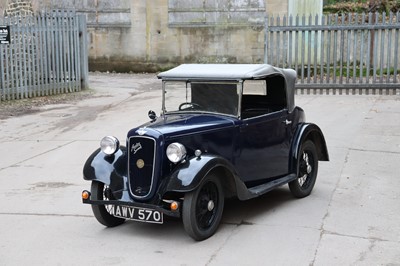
[289,123,329,173]
[165,154,245,196]
[82,146,129,199]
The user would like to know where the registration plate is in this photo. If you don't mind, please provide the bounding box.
[110,205,163,224]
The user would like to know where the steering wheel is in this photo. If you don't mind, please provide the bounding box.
[179,102,202,111]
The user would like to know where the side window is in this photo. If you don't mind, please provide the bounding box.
[241,76,287,119]
[243,80,267,95]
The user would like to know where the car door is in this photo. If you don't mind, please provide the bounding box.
[234,109,292,184]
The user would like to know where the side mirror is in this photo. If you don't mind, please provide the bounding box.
[148,110,157,121]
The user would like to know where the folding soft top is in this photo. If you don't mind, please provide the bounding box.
[158,64,297,112]
[158,64,292,81]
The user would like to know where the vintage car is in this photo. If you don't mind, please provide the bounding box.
[81,64,329,241]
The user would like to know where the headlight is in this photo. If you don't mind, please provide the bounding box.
[100,136,120,155]
[166,142,187,163]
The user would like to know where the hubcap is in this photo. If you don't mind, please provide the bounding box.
[207,200,215,211]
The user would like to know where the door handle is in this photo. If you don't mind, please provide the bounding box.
[283,119,292,125]
[240,123,249,132]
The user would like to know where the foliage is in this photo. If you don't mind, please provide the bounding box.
[323,0,400,13]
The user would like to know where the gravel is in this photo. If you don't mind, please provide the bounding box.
[0,89,95,120]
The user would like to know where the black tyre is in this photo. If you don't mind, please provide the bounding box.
[289,140,319,198]
[90,181,125,227]
[182,175,224,241]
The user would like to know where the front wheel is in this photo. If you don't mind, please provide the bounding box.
[289,140,319,198]
[90,181,125,227]
[182,175,224,241]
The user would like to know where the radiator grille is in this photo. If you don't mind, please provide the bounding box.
[128,136,156,198]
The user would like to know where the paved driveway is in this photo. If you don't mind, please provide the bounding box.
[0,73,399,265]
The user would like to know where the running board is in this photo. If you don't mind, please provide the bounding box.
[246,174,297,199]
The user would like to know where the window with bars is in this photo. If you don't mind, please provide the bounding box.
[168,0,266,27]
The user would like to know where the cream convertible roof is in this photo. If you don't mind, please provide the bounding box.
[158,64,297,112]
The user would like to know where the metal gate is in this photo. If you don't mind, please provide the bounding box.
[0,10,88,101]
[264,12,400,95]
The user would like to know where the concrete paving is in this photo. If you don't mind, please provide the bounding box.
[0,72,399,265]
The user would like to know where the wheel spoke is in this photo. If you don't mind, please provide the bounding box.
[289,141,318,198]
[182,176,224,240]
[102,185,114,214]
[195,182,218,229]
[91,181,125,227]
[298,174,306,186]
[298,151,313,188]
[105,205,113,213]
[303,152,308,162]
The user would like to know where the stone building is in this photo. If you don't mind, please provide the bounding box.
[2,0,322,72]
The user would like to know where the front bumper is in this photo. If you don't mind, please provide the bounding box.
[82,191,181,218]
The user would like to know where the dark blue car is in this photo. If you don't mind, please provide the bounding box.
[82,64,329,241]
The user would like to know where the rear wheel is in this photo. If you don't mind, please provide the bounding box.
[182,175,224,241]
[90,181,125,227]
[289,140,318,198]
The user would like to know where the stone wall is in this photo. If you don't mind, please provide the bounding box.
[52,0,274,72]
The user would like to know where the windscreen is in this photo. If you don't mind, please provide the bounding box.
[163,81,240,117]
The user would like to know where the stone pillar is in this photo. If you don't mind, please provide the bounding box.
[288,0,322,16]
[4,0,34,17]
[4,0,36,94]
[287,0,323,65]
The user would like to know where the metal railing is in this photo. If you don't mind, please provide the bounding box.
[0,10,88,101]
[264,12,400,95]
